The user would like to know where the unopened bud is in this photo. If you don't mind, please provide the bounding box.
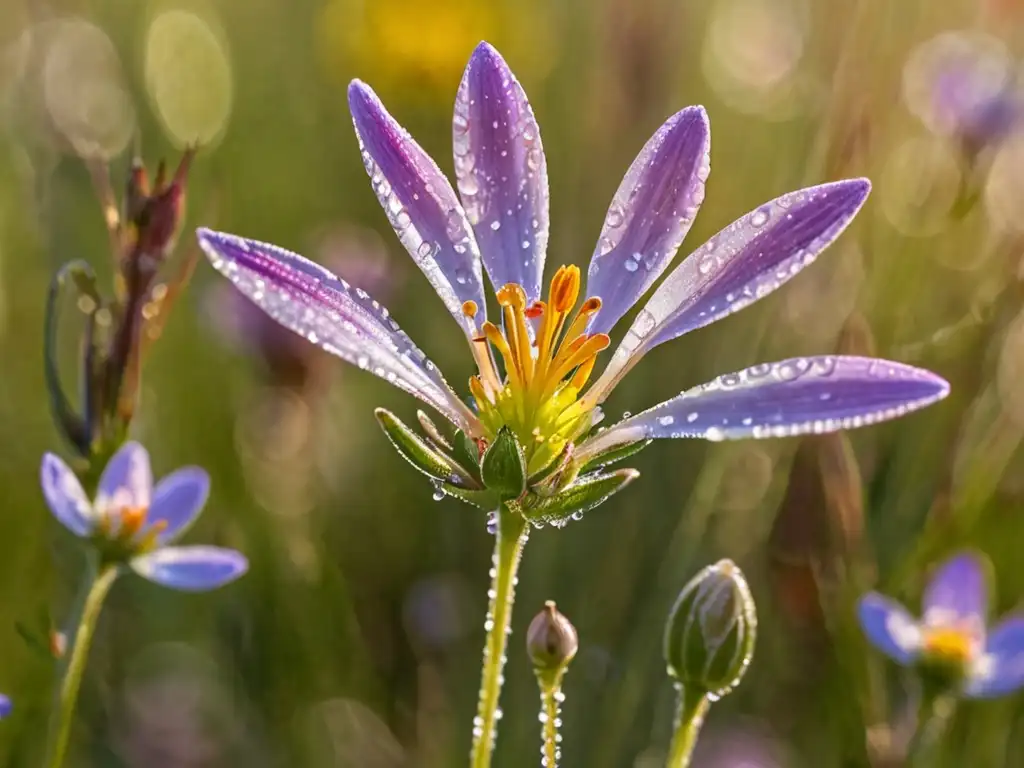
[664,560,757,698]
[527,601,579,676]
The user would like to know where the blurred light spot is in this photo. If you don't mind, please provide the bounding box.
[305,698,405,768]
[984,132,1024,233]
[41,18,135,159]
[997,306,1024,427]
[718,446,774,512]
[690,720,787,766]
[0,1,31,99]
[145,8,232,147]
[782,242,864,345]
[702,0,809,120]
[879,135,962,236]
[903,31,1015,142]
[402,573,474,652]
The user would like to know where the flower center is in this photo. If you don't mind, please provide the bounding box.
[462,265,608,476]
[922,626,976,665]
[95,504,167,553]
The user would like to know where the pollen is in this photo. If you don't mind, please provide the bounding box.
[922,627,975,664]
[471,265,607,475]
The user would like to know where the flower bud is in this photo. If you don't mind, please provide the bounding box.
[481,427,527,500]
[664,560,757,698]
[527,601,579,676]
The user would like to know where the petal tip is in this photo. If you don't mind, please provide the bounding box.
[470,40,503,64]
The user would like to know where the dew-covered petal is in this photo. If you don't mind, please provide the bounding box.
[922,552,988,630]
[588,180,870,403]
[148,467,210,545]
[577,356,949,459]
[131,546,248,591]
[349,80,486,336]
[856,593,922,665]
[198,229,477,430]
[454,42,549,304]
[40,453,95,537]
[96,441,152,513]
[586,107,710,335]
[967,616,1024,698]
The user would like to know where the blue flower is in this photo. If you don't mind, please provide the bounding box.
[40,442,248,592]
[0,694,11,719]
[858,553,1024,698]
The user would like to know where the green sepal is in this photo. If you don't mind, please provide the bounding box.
[417,409,452,451]
[375,408,473,486]
[521,468,639,524]
[578,439,652,474]
[438,483,500,510]
[481,427,527,500]
[452,429,482,482]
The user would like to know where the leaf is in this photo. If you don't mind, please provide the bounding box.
[375,408,473,485]
[522,468,639,524]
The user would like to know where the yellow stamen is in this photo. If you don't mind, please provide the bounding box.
[551,265,580,313]
[923,627,974,663]
[469,375,492,406]
[570,355,597,390]
[482,321,523,391]
[546,334,610,397]
[497,284,534,383]
[462,300,479,318]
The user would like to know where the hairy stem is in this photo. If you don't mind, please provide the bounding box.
[44,563,120,768]
[666,685,710,768]
[470,505,529,768]
[537,672,565,767]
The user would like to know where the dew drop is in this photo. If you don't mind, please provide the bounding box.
[751,208,770,227]
[657,415,675,427]
[606,205,625,228]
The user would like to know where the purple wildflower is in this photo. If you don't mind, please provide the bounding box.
[197,42,949,488]
[0,694,11,719]
[858,553,1024,698]
[40,442,247,591]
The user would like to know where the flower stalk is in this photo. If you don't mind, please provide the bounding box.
[470,503,529,768]
[666,685,711,768]
[44,562,120,768]
[526,601,578,768]
[906,691,956,768]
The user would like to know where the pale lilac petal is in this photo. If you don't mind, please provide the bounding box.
[588,180,870,403]
[147,467,210,545]
[131,546,248,591]
[454,42,549,304]
[96,442,152,512]
[922,552,988,628]
[857,593,921,665]
[348,80,486,335]
[198,229,477,430]
[967,616,1024,698]
[577,356,949,459]
[586,107,710,335]
[40,453,94,537]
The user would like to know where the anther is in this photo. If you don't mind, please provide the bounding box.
[462,300,479,318]
[551,266,581,313]
[525,301,545,320]
[496,283,527,309]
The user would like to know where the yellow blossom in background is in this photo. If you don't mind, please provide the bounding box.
[316,0,554,98]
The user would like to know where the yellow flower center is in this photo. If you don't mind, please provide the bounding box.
[922,627,975,664]
[95,504,167,552]
[463,265,607,476]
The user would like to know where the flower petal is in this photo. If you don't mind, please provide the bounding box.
[0,694,11,719]
[587,179,870,403]
[857,593,921,665]
[967,615,1024,698]
[198,228,476,430]
[40,453,94,537]
[586,107,710,335]
[577,356,949,459]
[96,441,152,513]
[348,80,486,336]
[454,42,549,304]
[147,467,210,545]
[922,552,988,629]
[131,546,248,591]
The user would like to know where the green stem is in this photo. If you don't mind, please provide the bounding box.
[537,672,564,767]
[44,563,120,768]
[470,505,529,768]
[665,685,711,768]
[905,692,956,768]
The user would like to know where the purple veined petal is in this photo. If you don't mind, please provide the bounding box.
[198,229,478,431]
[966,615,1024,698]
[586,107,710,336]
[587,179,870,404]
[147,467,210,545]
[454,42,549,305]
[131,546,249,591]
[96,441,152,514]
[922,552,989,631]
[856,593,922,665]
[348,80,486,336]
[40,453,95,537]
[576,356,949,460]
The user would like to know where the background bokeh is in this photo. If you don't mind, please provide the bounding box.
[2,0,1024,765]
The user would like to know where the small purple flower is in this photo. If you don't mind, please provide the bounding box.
[40,442,248,592]
[858,553,1024,698]
[0,694,11,719]
[197,41,949,487]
